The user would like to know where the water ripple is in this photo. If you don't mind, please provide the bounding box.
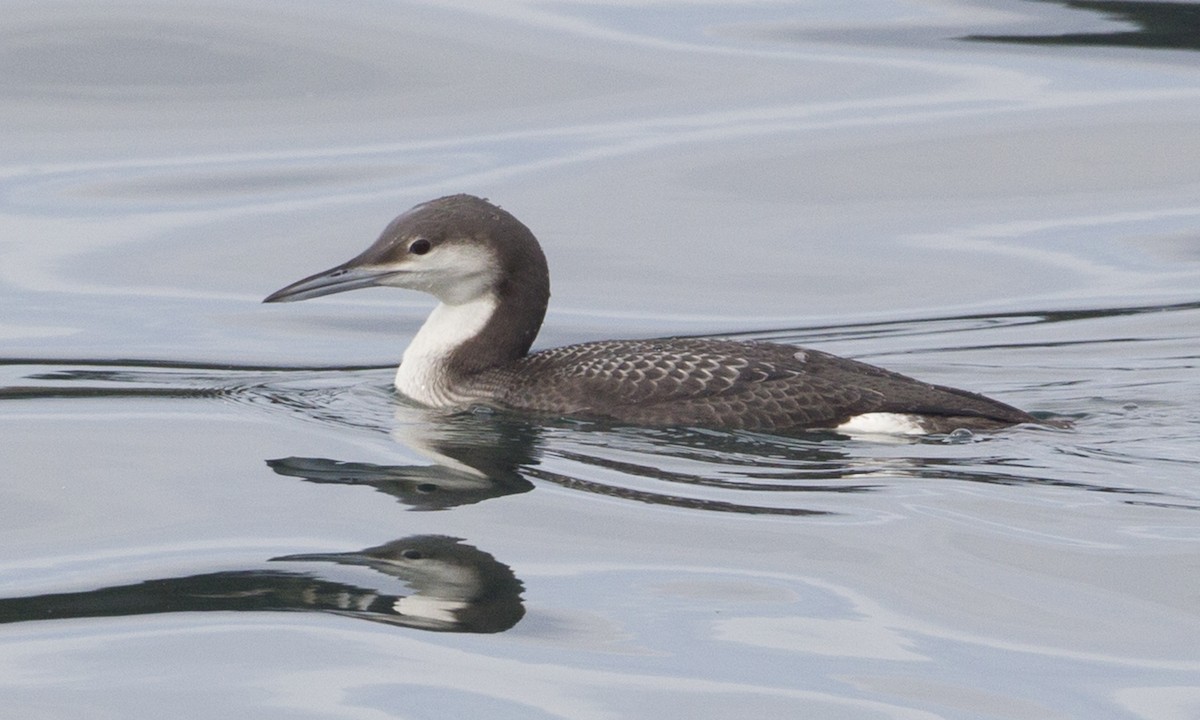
[4,317,1196,518]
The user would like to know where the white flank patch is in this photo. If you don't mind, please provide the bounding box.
[836,412,926,435]
[395,293,498,406]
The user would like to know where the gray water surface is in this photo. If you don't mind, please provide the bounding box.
[3,2,1200,718]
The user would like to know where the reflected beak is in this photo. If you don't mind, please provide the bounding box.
[262,262,401,303]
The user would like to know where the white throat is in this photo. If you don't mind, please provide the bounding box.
[395,293,499,406]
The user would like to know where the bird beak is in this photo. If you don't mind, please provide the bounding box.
[263,261,401,303]
[270,551,374,565]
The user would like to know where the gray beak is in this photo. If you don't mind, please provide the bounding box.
[270,551,375,565]
[263,262,400,303]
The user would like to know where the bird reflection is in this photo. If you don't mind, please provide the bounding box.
[0,535,523,634]
[266,407,859,515]
[267,404,1153,515]
[266,456,534,510]
[266,412,541,510]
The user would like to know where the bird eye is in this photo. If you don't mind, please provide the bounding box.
[408,238,431,255]
[401,549,424,560]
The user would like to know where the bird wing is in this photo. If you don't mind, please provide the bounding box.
[482,338,1037,432]
[491,339,885,429]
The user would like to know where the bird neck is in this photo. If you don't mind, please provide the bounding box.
[395,272,549,406]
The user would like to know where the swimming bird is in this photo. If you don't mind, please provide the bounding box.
[264,194,1045,434]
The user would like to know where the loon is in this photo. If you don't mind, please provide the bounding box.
[264,194,1045,435]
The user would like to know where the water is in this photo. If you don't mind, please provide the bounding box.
[3,1,1200,718]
